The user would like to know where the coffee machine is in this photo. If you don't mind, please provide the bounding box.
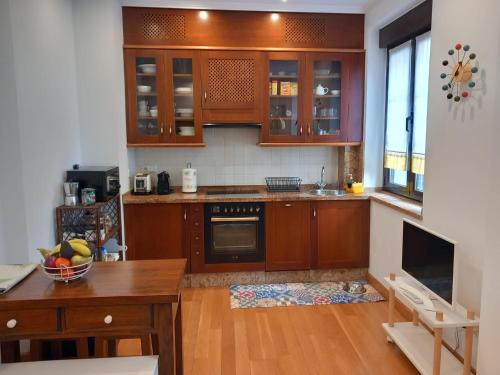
[157,171,171,195]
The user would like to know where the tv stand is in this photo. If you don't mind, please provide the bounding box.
[383,273,479,375]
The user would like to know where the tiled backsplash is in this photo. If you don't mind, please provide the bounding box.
[134,128,339,186]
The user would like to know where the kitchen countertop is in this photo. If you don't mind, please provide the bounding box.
[122,185,423,219]
[122,185,372,204]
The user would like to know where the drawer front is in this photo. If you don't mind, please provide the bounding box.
[65,305,152,332]
[0,309,58,336]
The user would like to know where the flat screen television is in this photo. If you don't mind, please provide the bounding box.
[402,220,456,306]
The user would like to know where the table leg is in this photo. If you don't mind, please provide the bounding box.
[1,341,20,363]
[157,303,174,375]
[175,298,183,375]
[433,328,443,375]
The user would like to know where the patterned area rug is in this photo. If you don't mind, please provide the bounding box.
[230,280,384,309]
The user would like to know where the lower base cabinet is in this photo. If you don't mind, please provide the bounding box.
[266,201,311,271]
[124,203,187,263]
[311,200,370,269]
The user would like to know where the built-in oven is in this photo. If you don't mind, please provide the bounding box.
[205,202,265,263]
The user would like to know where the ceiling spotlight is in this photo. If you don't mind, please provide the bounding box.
[281,0,288,2]
[271,13,280,21]
[199,10,208,20]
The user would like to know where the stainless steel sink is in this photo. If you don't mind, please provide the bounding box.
[307,189,346,197]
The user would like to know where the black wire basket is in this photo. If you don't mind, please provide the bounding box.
[265,177,302,192]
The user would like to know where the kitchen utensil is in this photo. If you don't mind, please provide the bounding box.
[176,108,194,118]
[174,87,193,94]
[178,126,195,136]
[182,163,197,193]
[265,177,302,192]
[138,64,156,74]
[138,100,148,112]
[134,172,153,195]
[331,89,341,96]
[64,195,78,206]
[157,171,171,195]
[343,281,366,294]
[320,108,328,117]
[41,257,93,283]
[315,69,331,75]
[137,85,152,93]
[315,84,329,96]
[63,182,79,196]
[81,188,96,206]
[150,109,158,118]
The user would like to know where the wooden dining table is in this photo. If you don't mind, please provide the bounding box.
[0,259,186,375]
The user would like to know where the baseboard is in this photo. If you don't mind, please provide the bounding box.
[367,272,476,375]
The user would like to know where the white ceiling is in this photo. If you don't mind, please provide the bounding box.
[121,0,377,14]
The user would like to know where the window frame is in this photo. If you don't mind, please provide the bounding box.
[383,35,427,202]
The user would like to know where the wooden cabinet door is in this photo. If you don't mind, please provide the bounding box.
[345,52,365,143]
[165,50,204,144]
[124,204,187,262]
[311,200,369,269]
[124,49,168,145]
[201,50,262,123]
[303,52,352,143]
[261,52,307,143]
[266,201,310,271]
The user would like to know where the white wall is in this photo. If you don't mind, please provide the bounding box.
[365,0,500,372]
[135,128,338,186]
[0,0,29,264]
[72,0,132,192]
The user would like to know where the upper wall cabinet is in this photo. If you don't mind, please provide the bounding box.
[122,8,364,50]
[201,51,263,124]
[261,51,364,145]
[125,49,203,146]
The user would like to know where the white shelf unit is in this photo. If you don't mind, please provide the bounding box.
[383,274,479,375]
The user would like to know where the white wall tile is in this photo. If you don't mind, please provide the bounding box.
[134,128,339,186]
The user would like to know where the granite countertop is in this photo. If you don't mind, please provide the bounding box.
[122,185,373,204]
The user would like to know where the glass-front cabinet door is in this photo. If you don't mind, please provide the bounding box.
[305,53,350,142]
[166,51,202,144]
[125,50,166,145]
[262,52,305,143]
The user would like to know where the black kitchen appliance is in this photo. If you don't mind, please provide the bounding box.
[66,166,120,202]
[157,171,171,195]
[205,202,265,264]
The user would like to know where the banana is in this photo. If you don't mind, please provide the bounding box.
[37,243,61,259]
[71,255,92,266]
[69,239,88,246]
[70,242,92,257]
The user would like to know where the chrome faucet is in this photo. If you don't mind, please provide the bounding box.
[316,166,327,190]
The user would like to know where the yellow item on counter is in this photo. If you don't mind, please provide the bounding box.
[351,182,364,194]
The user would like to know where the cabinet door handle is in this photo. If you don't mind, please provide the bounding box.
[195,251,200,256]
[299,126,303,135]
[160,126,164,134]
[104,315,113,325]
[285,203,292,207]
[6,319,17,329]
[204,91,207,101]
[313,208,317,217]
[184,209,187,221]
[169,126,172,135]
[308,125,311,136]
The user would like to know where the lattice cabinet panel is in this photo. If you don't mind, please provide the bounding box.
[123,8,186,44]
[206,58,255,106]
[283,17,327,45]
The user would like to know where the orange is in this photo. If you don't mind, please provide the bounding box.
[55,257,71,268]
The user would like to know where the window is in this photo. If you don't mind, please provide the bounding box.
[383,32,431,201]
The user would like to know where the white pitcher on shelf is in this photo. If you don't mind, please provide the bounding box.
[315,84,329,96]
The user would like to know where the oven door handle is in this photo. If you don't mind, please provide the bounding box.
[210,216,260,222]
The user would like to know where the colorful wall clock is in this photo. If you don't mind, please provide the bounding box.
[441,43,478,102]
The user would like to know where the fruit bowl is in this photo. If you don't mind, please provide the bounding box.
[41,258,93,283]
[38,239,94,283]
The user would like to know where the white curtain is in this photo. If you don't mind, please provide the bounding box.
[412,32,431,175]
[384,41,412,185]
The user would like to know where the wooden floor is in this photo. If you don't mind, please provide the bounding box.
[119,287,419,375]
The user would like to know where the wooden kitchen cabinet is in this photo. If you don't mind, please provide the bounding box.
[201,50,263,124]
[266,201,311,271]
[311,200,369,269]
[125,49,203,146]
[124,203,188,264]
[261,51,365,145]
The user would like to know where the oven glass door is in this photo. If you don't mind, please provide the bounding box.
[207,216,263,263]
